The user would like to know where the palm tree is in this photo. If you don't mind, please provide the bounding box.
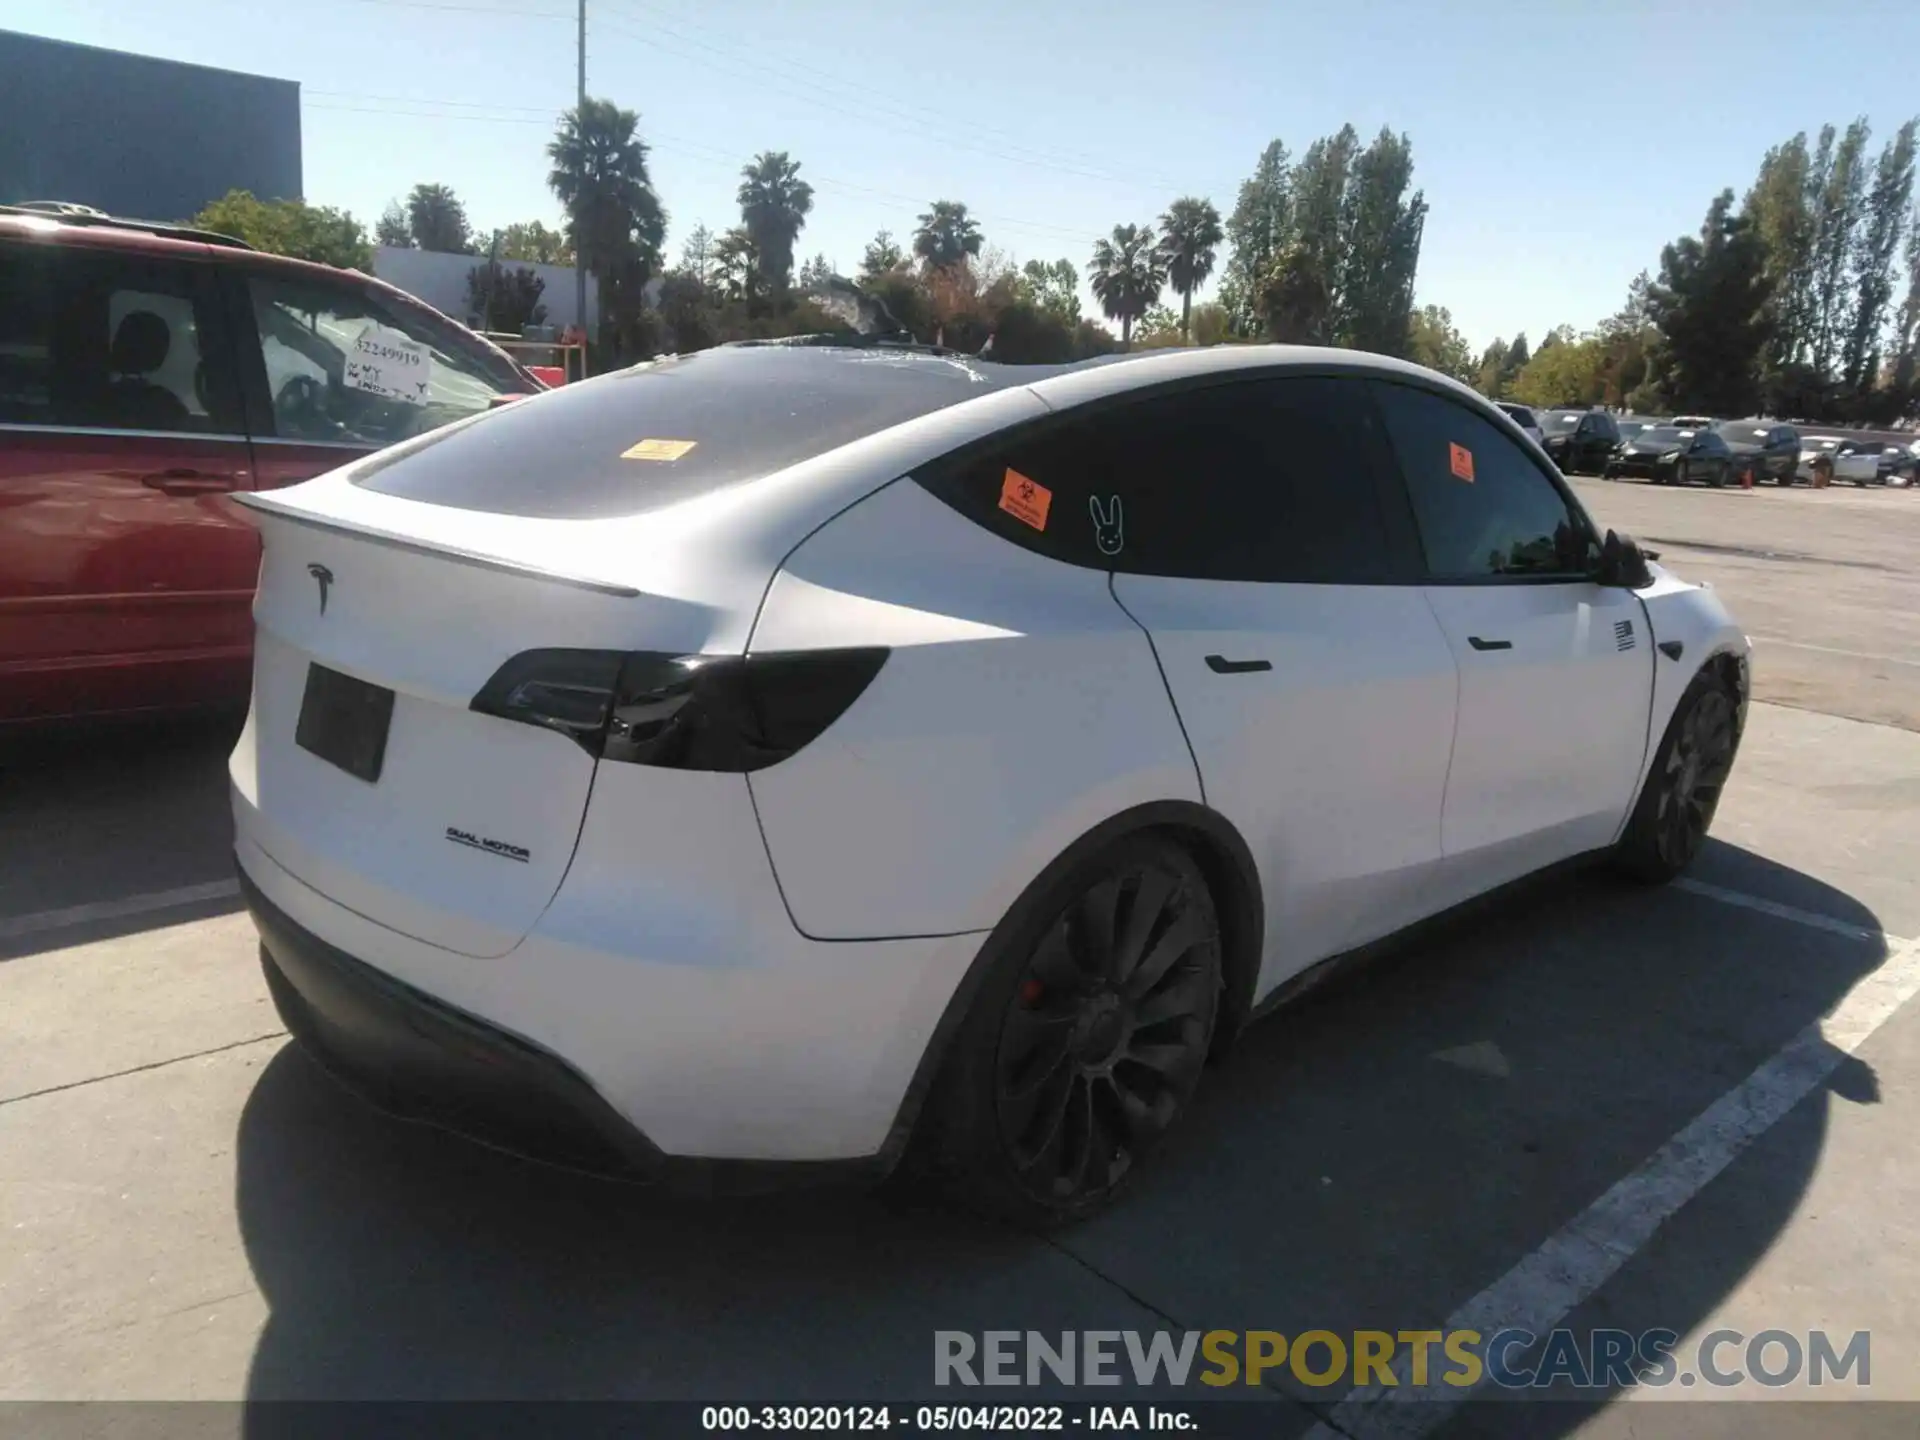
[1088,223,1166,350]
[1156,197,1223,342]
[913,201,983,273]
[405,183,472,253]
[736,151,813,295]
[712,226,757,302]
[547,98,666,348]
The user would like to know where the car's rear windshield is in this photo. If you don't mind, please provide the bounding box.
[1499,404,1537,427]
[1540,411,1585,433]
[351,344,1019,519]
[1639,426,1688,444]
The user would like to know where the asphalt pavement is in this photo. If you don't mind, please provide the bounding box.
[2,477,1917,1439]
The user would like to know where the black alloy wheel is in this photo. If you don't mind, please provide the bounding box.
[1616,671,1741,882]
[928,837,1222,1224]
[995,858,1218,1209]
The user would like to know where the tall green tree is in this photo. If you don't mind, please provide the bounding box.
[1891,208,1920,415]
[189,191,372,270]
[798,252,834,290]
[1336,128,1427,356]
[547,97,667,354]
[1019,258,1081,323]
[1406,304,1474,382]
[405,183,472,253]
[1646,190,1773,416]
[859,230,905,280]
[375,201,411,248]
[1474,338,1508,398]
[1258,241,1332,344]
[497,220,573,266]
[1807,120,1871,379]
[1288,126,1360,326]
[1088,222,1166,349]
[736,150,814,295]
[1842,120,1918,399]
[913,201,983,272]
[679,223,716,286]
[1743,134,1816,373]
[1219,140,1292,335]
[712,226,756,301]
[1156,197,1223,341]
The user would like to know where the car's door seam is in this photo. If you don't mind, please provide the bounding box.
[1104,571,1206,807]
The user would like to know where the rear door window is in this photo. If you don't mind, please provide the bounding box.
[0,241,240,434]
[1369,379,1598,581]
[915,376,1403,583]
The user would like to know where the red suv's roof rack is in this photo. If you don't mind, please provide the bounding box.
[0,201,254,251]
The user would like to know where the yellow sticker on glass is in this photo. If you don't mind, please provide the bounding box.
[622,438,698,462]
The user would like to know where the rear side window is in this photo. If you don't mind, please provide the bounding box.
[0,240,239,434]
[915,376,1398,584]
[354,346,1015,519]
[1370,379,1596,581]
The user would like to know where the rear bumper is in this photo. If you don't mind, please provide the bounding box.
[242,862,916,1193]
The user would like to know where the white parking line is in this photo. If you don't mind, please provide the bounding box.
[1747,635,1920,669]
[1310,908,1920,1440]
[0,879,241,942]
[1674,876,1899,944]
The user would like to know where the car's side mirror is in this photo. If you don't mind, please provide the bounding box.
[1594,529,1655,589]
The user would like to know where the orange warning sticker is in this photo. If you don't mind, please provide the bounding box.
[998,467,1052,530]
[1449,442,1475,482]
[622,437,698,462]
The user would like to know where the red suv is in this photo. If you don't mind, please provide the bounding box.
[0,205,543,727]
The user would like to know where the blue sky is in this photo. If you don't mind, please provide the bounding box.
[13,0,1920,352]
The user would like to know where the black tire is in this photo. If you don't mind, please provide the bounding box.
[1614,668,1742,884]
[1675,460,1690,487]
[925,835,1223,1225]
[1707,461,1726,488]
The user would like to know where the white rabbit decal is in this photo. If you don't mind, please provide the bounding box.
[1088,494,1124,556]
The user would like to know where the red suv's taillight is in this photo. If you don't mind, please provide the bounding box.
[470,648,888,771]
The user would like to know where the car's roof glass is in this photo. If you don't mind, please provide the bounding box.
[351,344,1036,519]
[1540,411,1584,432]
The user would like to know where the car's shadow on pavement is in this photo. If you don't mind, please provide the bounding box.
[234,843,1887,1436]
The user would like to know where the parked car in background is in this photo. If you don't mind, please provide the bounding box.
[1605,424,1735,486]
[1538,407,1622,474]
[0,204,543,728]
[1496,401,1546,447]
[1797,436,1884,486]
[1714,418,1801,485]
[1670,414,1717,430]
[1615,416,1658,444]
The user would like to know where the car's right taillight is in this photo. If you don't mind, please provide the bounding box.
[470,647,888,772]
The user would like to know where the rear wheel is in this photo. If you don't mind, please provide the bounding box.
[927,836,1222,1225]
[1707,461,1727,488]
[1614,669,1741,883]
[1675,460,1690,487]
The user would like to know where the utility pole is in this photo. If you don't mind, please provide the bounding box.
[574,0,587,373]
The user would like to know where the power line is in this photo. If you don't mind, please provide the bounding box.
[301,93,1107,247]
[592,0,1183,192]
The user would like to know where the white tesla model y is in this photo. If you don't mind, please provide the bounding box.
[231,341,1749,1222]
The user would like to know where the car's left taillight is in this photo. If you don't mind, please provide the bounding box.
[471,648,889,771]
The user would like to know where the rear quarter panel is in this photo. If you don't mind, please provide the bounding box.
[746,478,1201,940]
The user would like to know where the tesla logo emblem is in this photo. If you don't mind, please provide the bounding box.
[306,563,334,615]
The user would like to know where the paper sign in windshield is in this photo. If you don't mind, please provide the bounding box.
[622,438,698,461]
[344,328,430,406]
[1449,442,1475,482]
[998,467,1052,530]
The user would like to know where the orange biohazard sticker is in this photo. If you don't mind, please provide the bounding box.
[998,467,1052,531]
[1449,442,1475,482]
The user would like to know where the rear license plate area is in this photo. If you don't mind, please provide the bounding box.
[295,663,395,784]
